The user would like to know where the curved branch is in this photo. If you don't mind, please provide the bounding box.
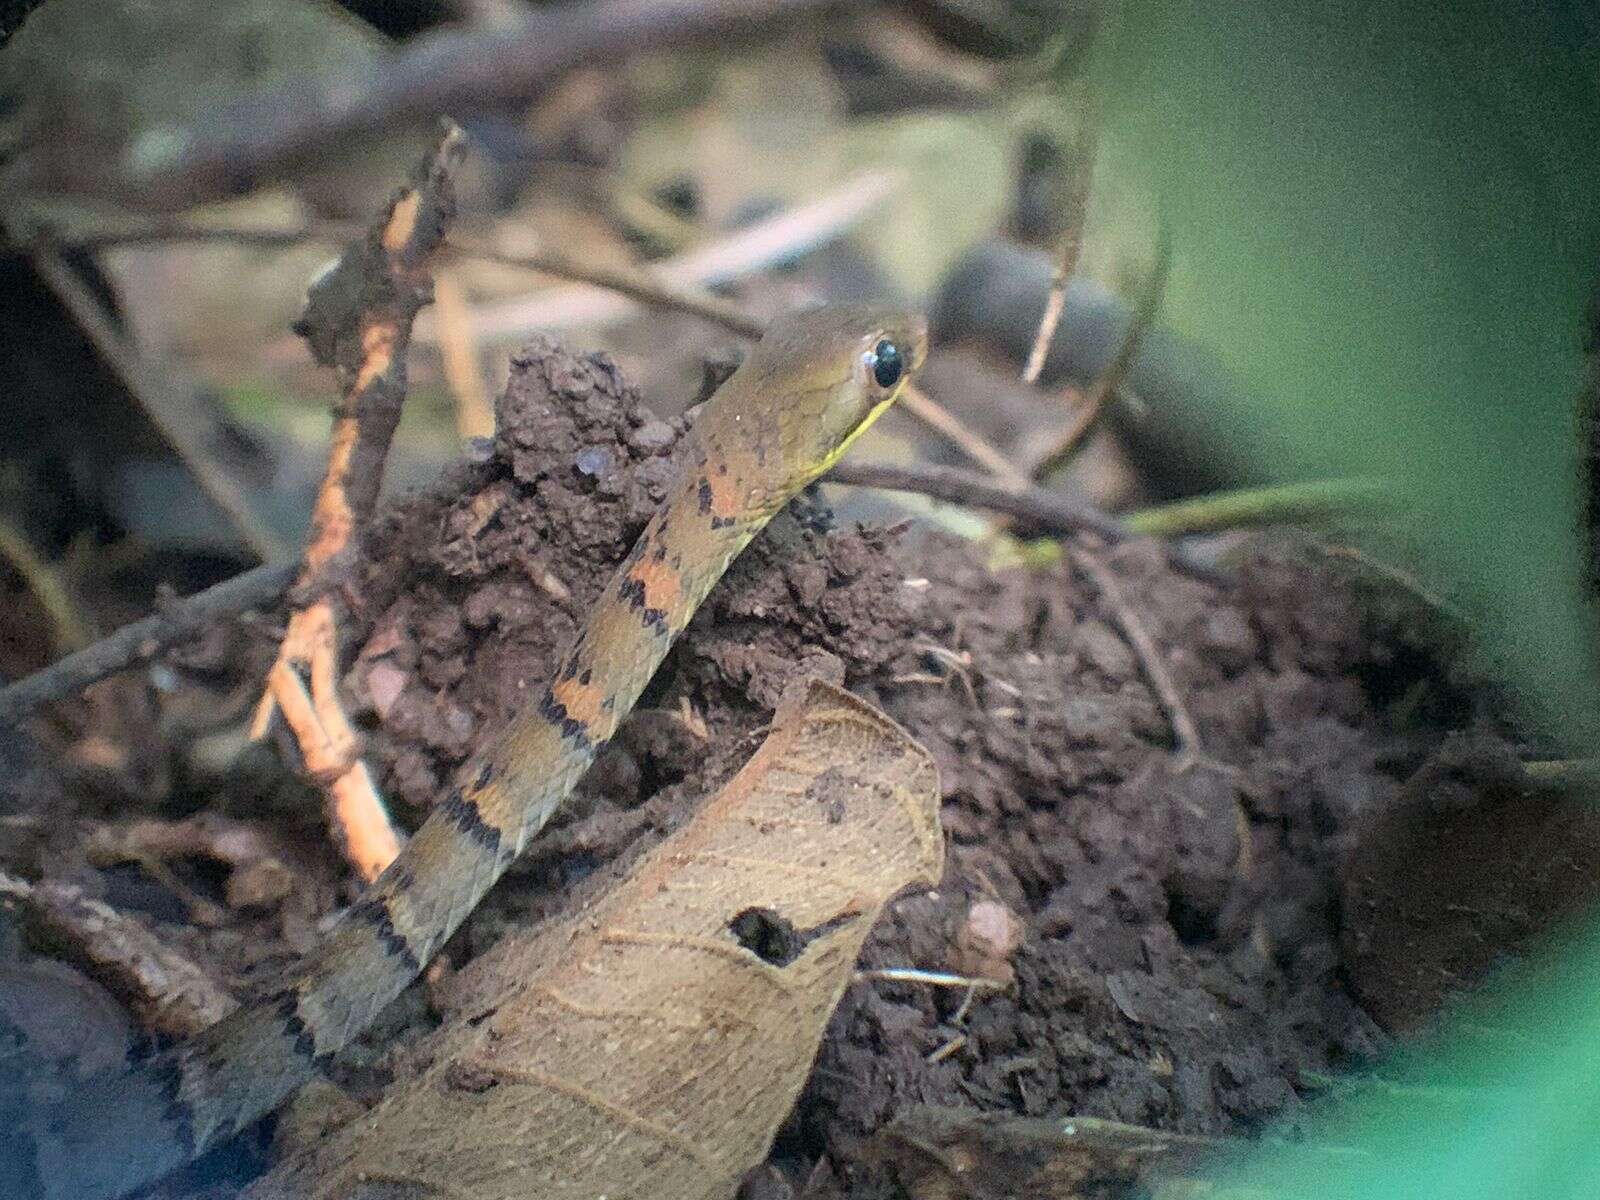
[74,0,862,209]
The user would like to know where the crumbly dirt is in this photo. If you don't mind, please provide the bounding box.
[4,333,1594,1198]
[330,337,1430,1188]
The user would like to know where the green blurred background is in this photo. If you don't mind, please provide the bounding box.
[1106,0,1600,749]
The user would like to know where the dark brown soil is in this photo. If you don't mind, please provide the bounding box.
[4,333,1591,1198]
[328,337,1411,1189]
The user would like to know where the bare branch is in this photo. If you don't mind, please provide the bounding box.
[254,125,468,881]
[827,460,1230,586]
[0,452,489,730]
[0,562,296,730]
[57,0,864,210]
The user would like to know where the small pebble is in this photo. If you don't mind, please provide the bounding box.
[627,419,677,456]
[950,898,1025,986]
[575,446,612,477]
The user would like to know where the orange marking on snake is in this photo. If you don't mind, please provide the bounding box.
[551,675,608,727]
[627,555,683,614]
[698,473,741,520]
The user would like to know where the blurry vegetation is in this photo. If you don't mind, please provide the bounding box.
[1103,0,1600,750]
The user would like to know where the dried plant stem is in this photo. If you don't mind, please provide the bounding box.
[1068,549,1200,758]
[1030,226,1171,480]
[254,125,467,881]
[452,239,764,338]
[450,170,902,341]
[1021,179,1096,387]
[1067,547,1251,881]
[899,383,1031,485]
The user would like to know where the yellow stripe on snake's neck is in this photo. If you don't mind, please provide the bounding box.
[816,390,900,475]
[23,303,927,1200]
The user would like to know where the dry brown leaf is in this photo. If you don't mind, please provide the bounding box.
[249,679,943,1200]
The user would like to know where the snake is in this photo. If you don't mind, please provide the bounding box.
[11,303,926,1200]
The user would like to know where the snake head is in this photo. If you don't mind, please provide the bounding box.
[703,303,928,508]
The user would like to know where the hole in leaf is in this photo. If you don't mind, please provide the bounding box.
[728,906,804,967]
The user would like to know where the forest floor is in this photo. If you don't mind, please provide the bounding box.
[3,335,1591,1198]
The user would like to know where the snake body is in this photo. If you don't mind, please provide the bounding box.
[14,304,925,1200]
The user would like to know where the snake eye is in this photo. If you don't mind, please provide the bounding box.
[866,339,903,390]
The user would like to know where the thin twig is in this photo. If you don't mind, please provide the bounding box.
[1066,547,1252,880]
[433,269,496,439]
[1125,477,1388,538]
[1031,224,1171,479]
[31,0,862,209]
[450,238,765,339]
[254,125,467,882]
[900,383,1031,485]
[831,461,1127,540]
[0,562,296,729]
[24,241,289,564]
[827,460,1229,586]
[0,515,93,653]
[1021,240,1076,386]
[1018,5,1120,385]
[1067,548,1202,761]
[444,168,902,341]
